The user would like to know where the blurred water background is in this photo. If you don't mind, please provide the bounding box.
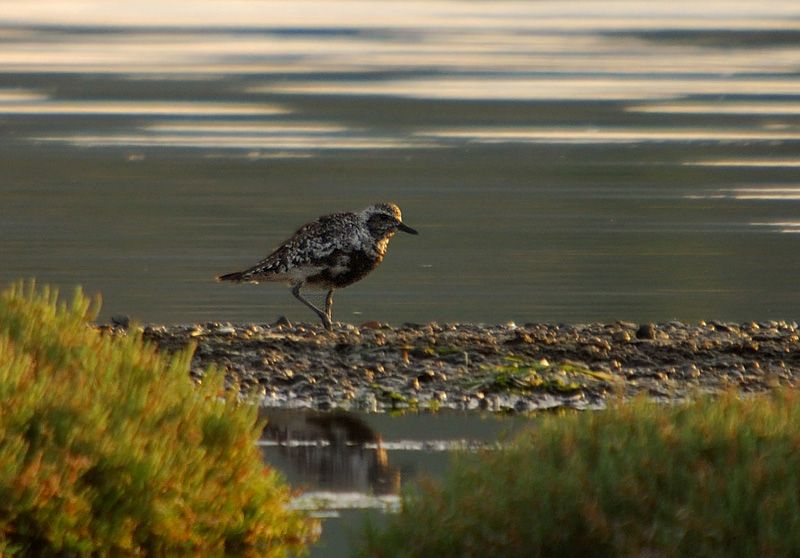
[2,1,800,326]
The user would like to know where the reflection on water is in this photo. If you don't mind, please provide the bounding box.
[258,409,524,556]
[0,99,287,116]
[2,0,800,326]
[629,101,800,115]
[684,159,800,168]
[419,126,800,144]
[33,133,433,150]
[259,409,523,508]
[261,409,400,497]
[258,76,800,101]
[750,222,800,234]
[0,89,47,102]
[33,133,429,150]
[687,187,800,200]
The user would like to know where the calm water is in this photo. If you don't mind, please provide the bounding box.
[3,1,800,326]
[259,409,528,557]
[2,3,800,554]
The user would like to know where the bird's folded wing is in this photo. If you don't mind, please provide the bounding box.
[242,213,366,277]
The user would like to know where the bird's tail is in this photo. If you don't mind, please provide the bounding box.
[216,271,247,282]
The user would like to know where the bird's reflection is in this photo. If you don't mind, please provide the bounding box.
[260,409,400,495]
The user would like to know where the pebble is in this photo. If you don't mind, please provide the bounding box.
[506,331,533,344]
[613,331,631,343]
[636,323,657,340]
[189,326,205,337]
[130,320,800,414]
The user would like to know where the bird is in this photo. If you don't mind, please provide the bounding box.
[217,202,418,330]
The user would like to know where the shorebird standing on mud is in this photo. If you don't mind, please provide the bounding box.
[217,202,418,330]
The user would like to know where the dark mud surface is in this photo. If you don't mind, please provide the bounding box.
[131,320,800,413]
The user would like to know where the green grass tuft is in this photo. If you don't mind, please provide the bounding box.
[359,390,800,557]
[0,281,316,556]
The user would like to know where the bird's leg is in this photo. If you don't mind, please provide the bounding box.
[291,283,332,331]
[324,289,335,324]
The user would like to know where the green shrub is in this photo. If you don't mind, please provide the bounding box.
[360,391,800,558]
[0,281,316,556]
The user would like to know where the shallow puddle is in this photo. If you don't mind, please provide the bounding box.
[258,408,531,556]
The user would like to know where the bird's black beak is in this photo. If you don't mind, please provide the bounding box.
[397,222,418,235]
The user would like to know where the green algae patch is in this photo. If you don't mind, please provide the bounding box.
[0,282,316,556]
[466,356,611,396]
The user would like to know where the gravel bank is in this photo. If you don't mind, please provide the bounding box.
[129,320,800,413]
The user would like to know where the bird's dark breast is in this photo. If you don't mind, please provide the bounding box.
[307,249,383,288]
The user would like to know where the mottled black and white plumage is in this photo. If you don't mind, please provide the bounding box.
[217,203,418,330]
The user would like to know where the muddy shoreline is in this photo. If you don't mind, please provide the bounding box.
[128,320,800,413]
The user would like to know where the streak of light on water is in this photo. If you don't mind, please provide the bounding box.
[0,99,288,116]
[290,492,400,515]
[257,438,493,451]
[683,160,800,168]
[418,126,800,143]
[257,77,800,101]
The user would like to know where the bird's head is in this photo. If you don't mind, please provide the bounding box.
[360,202,418,239]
